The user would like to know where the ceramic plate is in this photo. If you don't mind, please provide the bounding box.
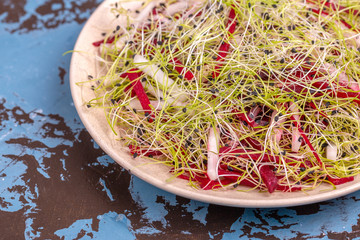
[70,0,360,207]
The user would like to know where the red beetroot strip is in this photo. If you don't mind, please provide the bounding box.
[289,114,323,166]
[327,175,354,185]
[122,69,153,122]
[92,35,117,47]
[283,68,360,105]
[172,56,195,81]
[212,6,237,79]
[311,8,354,30]
[259,165,278,193]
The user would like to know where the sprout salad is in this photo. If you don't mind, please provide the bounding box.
[85,0,360,193]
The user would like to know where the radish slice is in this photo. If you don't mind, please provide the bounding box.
[133,54,187,101]
[207,127,220,181]
[270,109,285,144]
[326,143,337,161]
[291,127,302,152]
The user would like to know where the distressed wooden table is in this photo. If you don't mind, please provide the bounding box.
[1,1,360,239]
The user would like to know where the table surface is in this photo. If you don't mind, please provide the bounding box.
[1,0,360,239]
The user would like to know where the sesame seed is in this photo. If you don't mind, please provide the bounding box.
[116,25,120,31]
[133,152,138,158]
[182,108,187,113]
[178,25,183,31]
[87,104,91,108]
[272,4,277,8]
[280,58,285,63]
[196,66,201,71]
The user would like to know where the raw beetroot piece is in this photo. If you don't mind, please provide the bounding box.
[124,84,136,97]
[289,115,323,166]
[212,7,237,78]
[334,92,360,105]
[92,35,116,47]
[240,137,263,151]
[259,165,278,193]
[176,174,190,181]
[327,176,354,185]
[172,57,194,81]
[232,110,260,128]
[128,144,163,156]
[308,101,328,118]
[124,69,154,122]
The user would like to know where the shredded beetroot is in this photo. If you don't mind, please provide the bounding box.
[92,35,116,47]
[259,165,278,193]
[212,7,237,78]
[123,69,153,121]
[308,101,328,118]
[172,57,195,81]
[289,115,323,166]
[327,176,354,185]
[124,84,136,97]
[232,109,260,128]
